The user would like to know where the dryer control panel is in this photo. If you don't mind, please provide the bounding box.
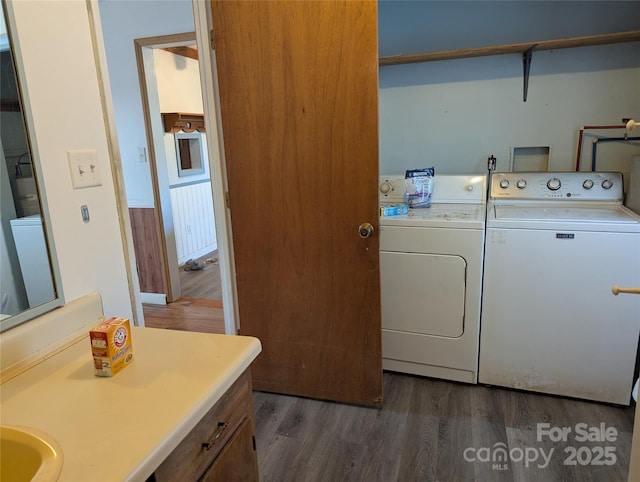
[379,175,406,204]
[380,175,487,204]
[490,172,624,201]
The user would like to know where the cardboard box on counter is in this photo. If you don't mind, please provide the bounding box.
[90,317,134,377]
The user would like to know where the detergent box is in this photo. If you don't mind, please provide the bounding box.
[380,204,409,217]
[90,317,134,377]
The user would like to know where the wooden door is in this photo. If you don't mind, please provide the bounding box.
[210,0,382,406]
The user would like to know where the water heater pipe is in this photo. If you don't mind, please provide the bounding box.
[575,124,627,171]
[590,136,640,171]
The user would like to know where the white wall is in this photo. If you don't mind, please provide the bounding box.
[98,0,196,208]
[379,47,640,174]
[155,47,217,262]
[100,1,640,193]
[155,47,203,114]
[378,1,640,56]
[8,0,132,319]
[155,47,209,187]
[378,1,640,175]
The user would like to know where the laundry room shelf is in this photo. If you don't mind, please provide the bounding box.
[378,30,640,102]
[378,30,640,66]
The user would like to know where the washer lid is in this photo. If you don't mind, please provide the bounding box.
[494,205,640,223]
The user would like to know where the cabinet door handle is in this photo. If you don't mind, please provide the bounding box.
[201,421,228,451]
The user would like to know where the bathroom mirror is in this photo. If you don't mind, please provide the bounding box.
[0,4,62,332]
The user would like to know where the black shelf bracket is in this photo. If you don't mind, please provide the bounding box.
[522,46,536,102]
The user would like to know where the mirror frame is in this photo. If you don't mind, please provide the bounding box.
[1,2,64,332]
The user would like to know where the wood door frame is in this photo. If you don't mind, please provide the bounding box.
[193,1,240,337]
[134,32,198,304]
[134,28,238,335]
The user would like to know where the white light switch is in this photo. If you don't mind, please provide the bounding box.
[67,149,102,189]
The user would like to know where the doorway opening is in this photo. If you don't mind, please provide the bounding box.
[132,32,224,334]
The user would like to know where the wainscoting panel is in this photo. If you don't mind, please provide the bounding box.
[129,207,165,295]
[170,181,217,264]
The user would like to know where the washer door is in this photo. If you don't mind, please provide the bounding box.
[381,252,466,337]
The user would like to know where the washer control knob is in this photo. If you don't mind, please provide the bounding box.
[547,178,562,191]
[582,179,594,190]
[499,179,510,189]
[380,182,392,194]
[516,179,527,189]
[602,179,614,190]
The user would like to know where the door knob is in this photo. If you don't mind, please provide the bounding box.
[612,286,640,295]
[358,223,374,239]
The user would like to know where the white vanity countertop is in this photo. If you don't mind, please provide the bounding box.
[0,327,262,481]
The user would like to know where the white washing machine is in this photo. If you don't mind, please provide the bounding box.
[479,171,640,405]
[379,174,487,383]
[10,214,55,307]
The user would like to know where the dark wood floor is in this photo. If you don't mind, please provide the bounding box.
[142,250,636,481]
[253,372,636,482]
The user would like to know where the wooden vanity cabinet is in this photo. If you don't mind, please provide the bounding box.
[151,370,258,482]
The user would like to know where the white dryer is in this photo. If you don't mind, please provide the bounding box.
[480,172,640,405]
[379,174,487,383]
[10,215,55,307]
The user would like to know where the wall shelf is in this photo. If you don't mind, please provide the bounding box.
[379,30,640,102]
[161,112,205,133]
[378,30,640,66]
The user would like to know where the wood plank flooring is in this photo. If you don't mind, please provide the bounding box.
[142,250,225,332]
[143,298,225,334]
[141,250,636,481]
[253,372,636,482]
[179,250,222,300]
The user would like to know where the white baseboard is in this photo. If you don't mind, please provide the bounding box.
[140,293,167,305]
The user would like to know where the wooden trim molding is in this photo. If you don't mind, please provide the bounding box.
[161,46,198,61]
[134,31,198,303]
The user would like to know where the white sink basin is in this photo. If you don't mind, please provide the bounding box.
[0,425,63,481]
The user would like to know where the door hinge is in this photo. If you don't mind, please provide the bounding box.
[210,29,215,50]
[225,191,230,209]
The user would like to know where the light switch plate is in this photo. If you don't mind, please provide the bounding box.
[81,204,90,223]
[137,147,147,163]
[68,149,102,189]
